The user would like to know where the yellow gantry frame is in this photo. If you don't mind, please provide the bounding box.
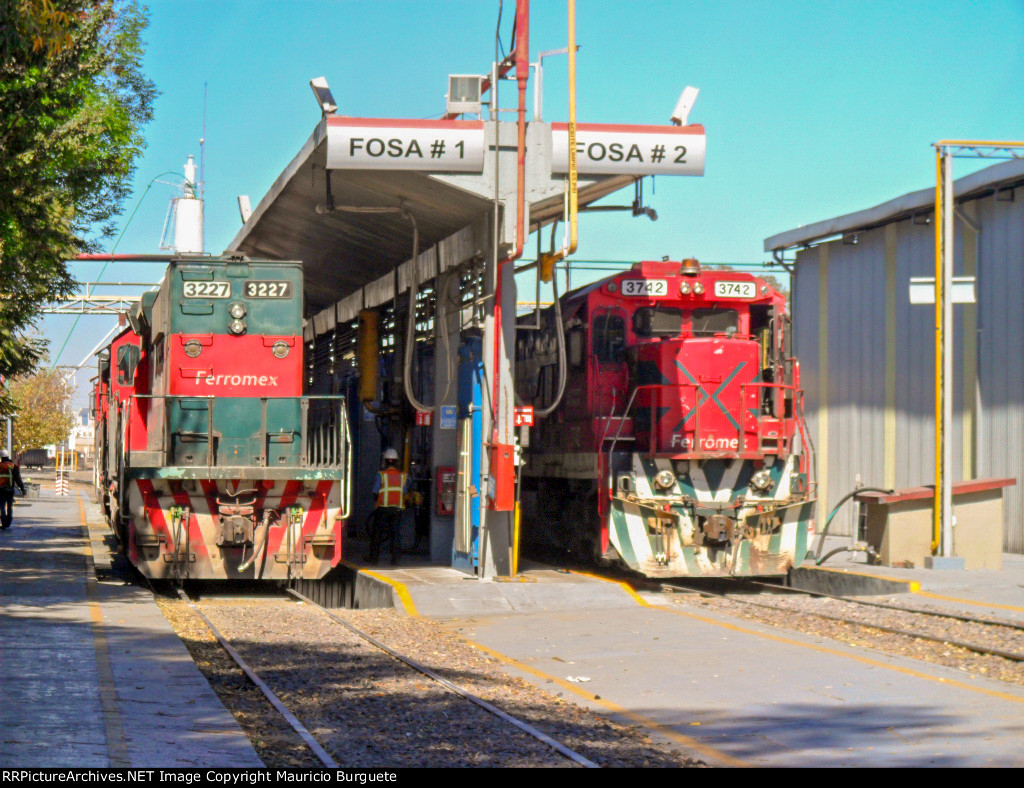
[538,0,579,282]
[931,139,1024,556]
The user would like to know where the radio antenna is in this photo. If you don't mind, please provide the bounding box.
[200,81,207,199]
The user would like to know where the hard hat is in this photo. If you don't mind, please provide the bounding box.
[383,448,399,461]
[0,450,9,459]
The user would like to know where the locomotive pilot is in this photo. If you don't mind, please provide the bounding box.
[368,447,410,565]
[0,450,27,530]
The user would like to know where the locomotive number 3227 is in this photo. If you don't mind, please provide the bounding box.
[183,281,231,298]
[244,280,292,298]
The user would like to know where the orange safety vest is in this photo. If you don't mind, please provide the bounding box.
[376,468,406,509]
[0,460,14,488]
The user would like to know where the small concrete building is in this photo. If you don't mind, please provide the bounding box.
[765,159,1024,553]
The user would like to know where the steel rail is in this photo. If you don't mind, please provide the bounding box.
[660,582,1024,664]
[746,579,1024,633]
[286,588,599,768]
[176,589,339,768]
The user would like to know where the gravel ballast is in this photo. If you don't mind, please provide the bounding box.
[157,596,706,768]
[665,590,1024,685]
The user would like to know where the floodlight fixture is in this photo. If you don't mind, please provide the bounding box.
[671,86,700,126]
[447,74,483,116]
[310,76,338,116]
[237,195,252,224]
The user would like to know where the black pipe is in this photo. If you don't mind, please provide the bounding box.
[814,486,893,561]
[816,543,879,567]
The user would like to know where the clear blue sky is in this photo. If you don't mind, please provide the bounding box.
[50,0,1023,403]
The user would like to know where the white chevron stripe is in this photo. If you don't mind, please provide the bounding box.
[691,459,742,503]
[631,455,654,497]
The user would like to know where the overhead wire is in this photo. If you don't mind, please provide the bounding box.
[51,170,184,368]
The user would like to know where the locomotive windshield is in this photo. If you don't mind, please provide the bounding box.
[633,307,683,337]
[692,307,739,336]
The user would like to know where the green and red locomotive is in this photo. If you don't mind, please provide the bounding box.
[516,258,815,577]
[93,255,351,581]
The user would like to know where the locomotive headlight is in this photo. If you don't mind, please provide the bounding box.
[229,319,247,335]
[750,469,774,493]
[680,282,691,295]
[229,302,248,319]
[272,341,290,359]
[184,339,203,358]
[654,469,676,490]
[693,282,705,295]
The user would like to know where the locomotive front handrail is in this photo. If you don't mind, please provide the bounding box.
[611,379,802,459]
[129,394,351,470]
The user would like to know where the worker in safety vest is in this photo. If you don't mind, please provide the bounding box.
[0,450,26,530]
[367,447,408,565]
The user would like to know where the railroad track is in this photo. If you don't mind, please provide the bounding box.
[660,580,1024,665]
[176,588,599,768]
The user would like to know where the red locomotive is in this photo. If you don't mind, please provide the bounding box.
[92,255,352,581]
[516,258,814,577]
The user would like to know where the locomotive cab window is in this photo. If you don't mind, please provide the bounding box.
[692,308,740,337]
[593,313,626,363]
[116,345,140,385]
[633,307,683,337]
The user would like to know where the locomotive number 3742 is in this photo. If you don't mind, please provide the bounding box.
[621,279,668,297]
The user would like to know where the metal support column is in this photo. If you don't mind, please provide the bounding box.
[931,139,1024,557]
[934,149,954,557]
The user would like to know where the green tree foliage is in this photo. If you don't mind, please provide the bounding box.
[7,368,75,453]
[0,0,156,387]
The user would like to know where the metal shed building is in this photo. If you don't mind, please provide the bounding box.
[765,158,1024,552]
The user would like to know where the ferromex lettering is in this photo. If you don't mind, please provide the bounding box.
[196,372,279,387]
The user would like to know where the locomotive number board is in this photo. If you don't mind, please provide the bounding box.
[713,281,757,299]
[183,281,231,298]
[621,279,668,297]
[244,280,293,298]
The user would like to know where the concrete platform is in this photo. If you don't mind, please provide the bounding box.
[332,536,1024,623]
[442,583,1024,767]
[339,560,642,618]
[0,491,262,768]
[344,542,1024,766]
[799,536,1024,623]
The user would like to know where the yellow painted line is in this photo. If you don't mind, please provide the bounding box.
[804,566,1024,614]
[915,590,1024,614]
[459,636,750,768]
[344,561,420,617]
[656,605,1024,704]
[569,569,654,607]
[808,565,922,592]
[78,495,131,767]
[575,567,1024,706]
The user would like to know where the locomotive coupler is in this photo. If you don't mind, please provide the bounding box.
[215,490,258,546]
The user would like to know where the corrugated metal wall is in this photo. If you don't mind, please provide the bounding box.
[975,191,1024,552]
[792,186,1022,551]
